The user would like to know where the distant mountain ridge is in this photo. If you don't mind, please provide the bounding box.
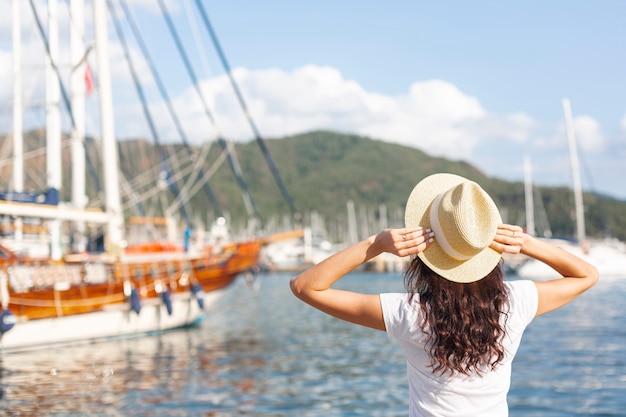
[1,130,625,242]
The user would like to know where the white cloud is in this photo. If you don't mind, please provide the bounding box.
[525,113,606,154]
[356,80,487,159]
[136,64,624,200]
[572,115,606,153]
[172,66,535,162]
[172,64,626,199]
[2,49,624,199]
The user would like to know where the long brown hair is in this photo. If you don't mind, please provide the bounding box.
[404,257,510,376]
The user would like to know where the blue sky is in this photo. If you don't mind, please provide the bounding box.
[1,0,625,201]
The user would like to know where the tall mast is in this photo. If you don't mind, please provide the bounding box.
[523,155,536,236]
[46,0,62,260]
[70,0,88,252]
[562,98,586,245]
[12,0,23,242]
[93,0,124,252]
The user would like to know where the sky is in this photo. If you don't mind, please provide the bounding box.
[1,0,625,201]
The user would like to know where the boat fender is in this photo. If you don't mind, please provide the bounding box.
[0,309,17,333]
[191,283,205,310]
[130,288,142,314]
[162,290,173,316]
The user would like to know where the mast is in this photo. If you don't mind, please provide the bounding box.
[70,0,88,252]
[523,154,536,236]
[93,0,124,252]
[46,0,62,260]
[346,200,358,245]
[0,1,112,231]
[562,98,586,245]
[12,0,23,242]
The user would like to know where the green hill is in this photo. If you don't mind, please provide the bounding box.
[1,130,625,243]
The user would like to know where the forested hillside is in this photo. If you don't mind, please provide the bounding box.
[1,130,625,242]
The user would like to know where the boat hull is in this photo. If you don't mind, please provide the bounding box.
[514,238,626,280]
[0,240,262,352]
[0,290,221,352]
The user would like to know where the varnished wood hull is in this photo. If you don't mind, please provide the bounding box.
[0,240,262,351]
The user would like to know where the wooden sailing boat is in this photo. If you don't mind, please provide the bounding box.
[0,0,262,352]
[0,238,261,350]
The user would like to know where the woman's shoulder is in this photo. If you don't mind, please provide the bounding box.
[380,292,413,314]
[380,293,420,337]
[504,279,539,324]
[505,279,537,293]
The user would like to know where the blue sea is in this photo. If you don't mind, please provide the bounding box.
[1,271,624,416]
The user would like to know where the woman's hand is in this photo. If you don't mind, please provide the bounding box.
[490,224,524,254]
[373,227,434,257]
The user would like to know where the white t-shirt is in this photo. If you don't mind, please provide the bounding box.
[380,280,538,417]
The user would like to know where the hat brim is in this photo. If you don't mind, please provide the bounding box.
[405,173,502,283]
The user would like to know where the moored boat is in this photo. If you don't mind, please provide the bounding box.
[0,1,267,352]
[0,238,262,352]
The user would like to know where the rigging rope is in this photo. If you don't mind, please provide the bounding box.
[122,145,225,214]
[193,0,300,222]
[117,0,223,218]
[155,0,261,224]
[167,146,230,216]
[107,0,190,225]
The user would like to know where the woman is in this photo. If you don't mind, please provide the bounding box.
[290,173,598,417]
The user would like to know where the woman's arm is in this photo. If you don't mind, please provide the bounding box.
[289,227,433,331]
[491,224,599,317]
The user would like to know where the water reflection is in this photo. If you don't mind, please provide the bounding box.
[2,332,175,414]
[0,273,624,416]
[0,308,271,416]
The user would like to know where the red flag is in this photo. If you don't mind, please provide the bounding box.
[84,63,94,96]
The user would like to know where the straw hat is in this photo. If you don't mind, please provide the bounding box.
[405,173,502,283]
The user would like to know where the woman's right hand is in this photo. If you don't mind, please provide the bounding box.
[490,224,525,254]
[373,227,434,258]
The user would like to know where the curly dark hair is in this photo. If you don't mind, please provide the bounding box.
[405,257,510,376]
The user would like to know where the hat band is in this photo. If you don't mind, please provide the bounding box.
[430,192,472,261]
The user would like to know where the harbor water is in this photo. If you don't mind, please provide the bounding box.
[1,271,624,416]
